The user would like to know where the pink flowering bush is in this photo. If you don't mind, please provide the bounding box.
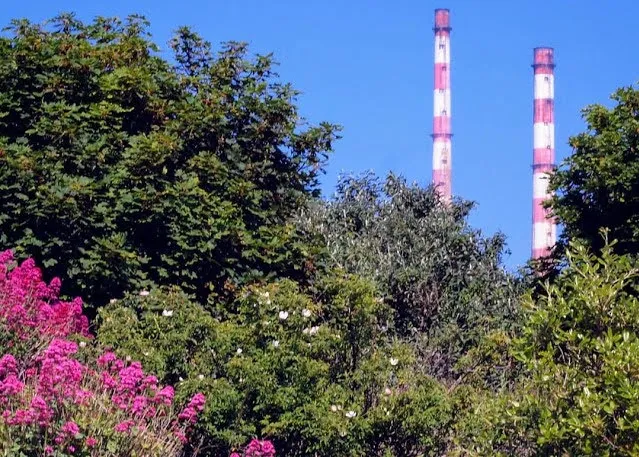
[229,439,276,457]
[0,250,206,456]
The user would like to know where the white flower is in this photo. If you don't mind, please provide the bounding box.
[330,405,338,412]
[125,355,131,362]
[384,388,392,396]
[79,341,87,349]
[272,340,280,348]
[390,357,399,366]
[265,299,272,305]
[236,348,243,355]
[162,309,173,317]
[143,352,149,356]
[109,298,117,304]
[345,410,356,418]
[179,377,184,382]
[139,290,150,296]
[278,311,289,320]
[198,374,205,380]
[309,326,320,335]
[302,327,310,335]
[302,309,311,318]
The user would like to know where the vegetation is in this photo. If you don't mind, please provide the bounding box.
[97,274,452,456]
[296,172,522,383]
[2,10,639,457]
[0,14,338,311]
[549,85,639,257]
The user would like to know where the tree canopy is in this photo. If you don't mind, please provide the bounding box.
[549,84,639,257]
[0,14,339,310]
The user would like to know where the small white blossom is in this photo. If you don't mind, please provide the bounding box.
[265,299,272,305]
[272,340,280,348]
[179,377,184,382]
[236,348,243,355]
[139,290,150,296]
[143,352,149,356]
[162,309,173,317]
[330,405,338,412]
[109,298,117,304]
[390,357,399,366]
[278,311,289,320]
[384,388,392,396]
[79,341,87,349]
[125,355,131,362]
[309,326,320,335]
[302,309,311,318]
[302,327,310,335]
[345,410,356,418]
[198,374,205,380]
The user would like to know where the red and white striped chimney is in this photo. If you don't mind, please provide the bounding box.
[531,47,556,259]
[432,8,452,201]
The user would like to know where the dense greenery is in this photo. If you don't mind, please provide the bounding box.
[0,14,338,310]
[453,239,639,456]
[296,172,522,382]
[3,11,639,457]
[97,275,452,456]
[549,85,639,257]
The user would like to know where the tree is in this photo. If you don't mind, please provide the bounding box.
[0,14,339,310]
[548,84,639,257]
[453,239,639,456]
[295,172,522,382]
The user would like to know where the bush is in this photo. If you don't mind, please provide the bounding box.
[452,238,639,456]
[0,249,205,456]
[0,14,339,311]
[97,273,452,456]
[296,172,522,382]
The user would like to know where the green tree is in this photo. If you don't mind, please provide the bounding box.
[453,238,639,456]
[549,84,639,256]
[0,14,338,310]
[296,172,522,382]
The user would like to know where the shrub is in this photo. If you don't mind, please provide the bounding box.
[0,249,205,456]
[0,14,339,311]
[97,273,452,456]
[296,172,522,382]
[452,238,639,456]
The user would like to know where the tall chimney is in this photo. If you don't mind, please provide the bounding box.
[432,8,452,201]
[531,47,556,259]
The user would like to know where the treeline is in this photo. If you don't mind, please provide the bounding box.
[1,13,639,457]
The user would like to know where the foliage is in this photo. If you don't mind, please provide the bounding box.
[0,14,339,311]
[0,250,205,456]
[548,84,639,257]
[295,172,522,382]
[454,239,639,456]
[97,273,452,457]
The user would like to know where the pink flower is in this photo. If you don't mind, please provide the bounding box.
[0,354,18,377]
[155,386,175,405]
[114,420,134,433]
[86,436,97,448]
[230,453,241,457]
[178,392,206,424]
[61,420,80,437]
[0,374,24,397]
[245,439,276,457]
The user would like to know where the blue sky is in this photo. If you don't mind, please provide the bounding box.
[3,0,639,269]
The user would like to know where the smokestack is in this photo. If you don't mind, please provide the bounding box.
[531,47,556,259]
[432,8,452,201]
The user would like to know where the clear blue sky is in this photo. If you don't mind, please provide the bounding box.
[3,0,639,269]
